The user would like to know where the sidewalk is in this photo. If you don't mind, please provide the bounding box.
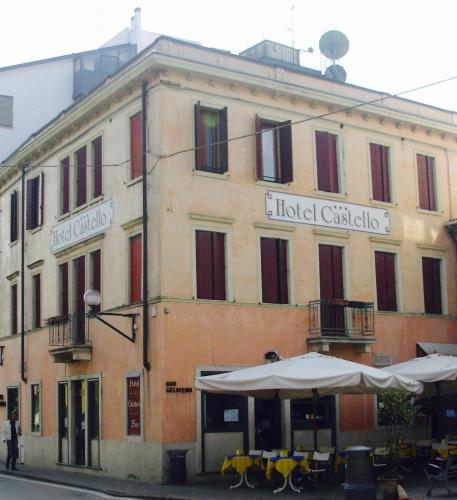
[0,464,451,499]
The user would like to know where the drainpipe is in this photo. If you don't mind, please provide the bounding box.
[142,82,150,372]
[20,165,27,383]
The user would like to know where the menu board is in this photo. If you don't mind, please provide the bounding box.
[127,376,141,435]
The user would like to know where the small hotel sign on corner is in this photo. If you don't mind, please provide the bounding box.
[50,200,114,253]
[265,191,390,235]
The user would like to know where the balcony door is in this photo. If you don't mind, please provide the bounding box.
[319,245,345,334]
[73,256,86,344]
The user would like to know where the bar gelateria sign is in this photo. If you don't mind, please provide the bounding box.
[50,200,114,253]
[266,191,390,235]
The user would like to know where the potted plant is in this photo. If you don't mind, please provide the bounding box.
[376,389,422,500]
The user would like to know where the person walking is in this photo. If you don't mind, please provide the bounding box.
[2,410,21,470]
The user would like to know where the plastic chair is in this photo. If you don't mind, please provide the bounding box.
[248,449,262,457]
[310,451,330,485]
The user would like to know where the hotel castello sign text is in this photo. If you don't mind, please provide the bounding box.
[266,191,390,235]
[50,200,114,253]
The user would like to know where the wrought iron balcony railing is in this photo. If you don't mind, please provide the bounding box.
[308,299,374,338]
[47,313,89,347]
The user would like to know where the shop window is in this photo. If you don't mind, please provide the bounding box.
[422,257,442,314]
[417,154,436,211]
[10,190,18,242]
[255,116,293,183]
[129,234,142,303]
[7,387,18,419]
[88,379,100,466]
[26,173,44,230]
[194,102,228,174]
[60,157,70,215]
[375,251,397,312]
[11,284,17,335]
[58,382,69,463]
[291,397,334,430]
[370,143,391,203]
[75,146,87,207]
[130,112,142,180]
[260,237,289,304]
[31,384,40,433]
[315,130,340,193]
[203,391,247,433]
[195,230,226,300]
[32,274,41,329]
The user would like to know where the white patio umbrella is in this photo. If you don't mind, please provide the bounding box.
[195,352,423,449]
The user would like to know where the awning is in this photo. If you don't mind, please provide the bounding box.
[417,342,457,357]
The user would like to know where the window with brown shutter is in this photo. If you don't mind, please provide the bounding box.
[255,116,293,184]
[194,102,228,174]
[370,143,391,203]
[260,237,289,304]
[75,146,87,207]
[417,154,436,211]
[90,250,101,312]
[422,257,442,314]
[375,251,397,311]
[59,262,69,316]
[74,255,86,343]
[61,157,70,215]
[10,190,18,242]
[92,137,103,198]
[11,283,17,335]
[195,230,226,300]
[129,234,142,303]
[315,131,339,193]
[130,112,142,180]
[32,274,41,329]
[26,173,44,230]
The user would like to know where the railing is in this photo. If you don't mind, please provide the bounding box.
[47,313,89,347]
[308,300,374,337]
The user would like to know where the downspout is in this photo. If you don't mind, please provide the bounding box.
[142,82,150,371]
[20,166,27,383]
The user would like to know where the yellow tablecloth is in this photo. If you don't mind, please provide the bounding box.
[221,456,260,476]
[266,457,310,480]
[435,446,457,459]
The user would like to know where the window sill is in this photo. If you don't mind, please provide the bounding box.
[127,176,143,188]
[256,180,290,190]
[72,203,88,215]
[56,212,71,222]
[192,169,229,180]
[31,225,43,235]
[312,190,346,200]
[89,195,104,206]
[9,240,18,248]
[416,208,443,217]
[369,199,397,209]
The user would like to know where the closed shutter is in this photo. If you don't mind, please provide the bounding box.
[417,154,436,210]
[38,172,44,226]
[74,256,86,343]
[129,235,142,303]
[319,244,344,333]
[76,147,87,207]
[60,262,69,316]
[261,237,278,303]
[130,112,142,180]
[91,250,101,312]
[316,131,339,193]
[380,145,391,203]
[426,156,436,211]
[11,284,17,335]
[26,178,34,230]
[375,251,397,311]
[370,144,382,201]
[255,115,264,180]
[278,239,289,303]
[218,107,228,173]
[34,274,41,328]
[279,120,293,184]
[196,230,213,299]
[93,137,103,198]
[194,102,205,170]
[422,257,442,314]
[61,157,70,214]
[212,232,226,300]
[10,191,18,242]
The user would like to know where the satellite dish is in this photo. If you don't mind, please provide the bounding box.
[325,64,347,83]
[319,31,349,61]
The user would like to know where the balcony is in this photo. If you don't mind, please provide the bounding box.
[47,313,92,363]
[307,300,375,353]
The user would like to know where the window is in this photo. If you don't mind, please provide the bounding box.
[260,237,289,304]
[92,136,103,198]
[10,190,18,242]
[26,173,44,230]
[255,116,293,183]
[375,251,397,311]
[194,102,228,173]
[88,379,100,466]
[0,95,13,127]
[75,146,87,208]
[315,130,340,193]
[417,154,436,211]
[129,234,142,303]
[195,230,226,300]
[90,250,101,312]
[0,346,4,366]
[11,284,17,335]
[60,157,70,215]
[130,112,142,180]
[31,384,40,433]
[370,143,391,203]
[73,256,86,343]
[32,274,41,329]
[59,262,69,316]
[422,257,442,314]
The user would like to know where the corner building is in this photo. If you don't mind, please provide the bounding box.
[1,37,457,481]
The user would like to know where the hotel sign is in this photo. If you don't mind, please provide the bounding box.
[266,191,390,235]
[50,199,114,253]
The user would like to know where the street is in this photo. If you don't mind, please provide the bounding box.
[0,474,138,499]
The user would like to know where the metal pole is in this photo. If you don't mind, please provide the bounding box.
[312,388,318,450]
[20,165,27,383]
[141,82,150,372]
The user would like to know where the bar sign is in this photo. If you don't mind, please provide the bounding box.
[127,376,141,436]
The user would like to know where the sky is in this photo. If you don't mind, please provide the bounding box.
[1,0,457,111]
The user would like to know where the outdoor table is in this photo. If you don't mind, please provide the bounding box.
[221,454,261,489]
[266,455,310,493]
[435,445,457,459]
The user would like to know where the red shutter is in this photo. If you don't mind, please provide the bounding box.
[196,230,213,299]
[316,132,339,193]
[328,133,339,193]
[278,239,289,304]
[11,284,17,335]
[194,102,205,170]
[423,257,442,314]
[91,250,101,312]
[26,178,34,229]
[60,262,69,316]
[370,144,382,201]
[380,145,391,203]
[130,112,142,180]
[319,244,334,300]
[279,120,293,184]
[375,252,397,311]
[218,107,228,173]
[261,238,278,303]
[332,245,344,299]
[130,235,142,303]
[319,244,344,332]
[61,157,70,214]
[426,156,436,211]
[34,274,41,328]
[212,232,226,300]
[76,147,87,207]
[38,172,44,226]
[93,137,103,198]
[255,115,263,181]
[417,154,429,210]
[74,256,86,343]
[10,191,18,242]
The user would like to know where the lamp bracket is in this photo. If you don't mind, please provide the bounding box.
[89,311,139,343]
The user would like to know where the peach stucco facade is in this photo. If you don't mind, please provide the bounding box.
[0,36,456,481]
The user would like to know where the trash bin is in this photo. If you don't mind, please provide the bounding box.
[167,449,189,484]
[343,446,376,500]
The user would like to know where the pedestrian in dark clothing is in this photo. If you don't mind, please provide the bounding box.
[2,410,21,470]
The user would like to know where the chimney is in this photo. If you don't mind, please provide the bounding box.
[130,7,142,49]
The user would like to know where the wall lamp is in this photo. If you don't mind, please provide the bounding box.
[83,290,138,343]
